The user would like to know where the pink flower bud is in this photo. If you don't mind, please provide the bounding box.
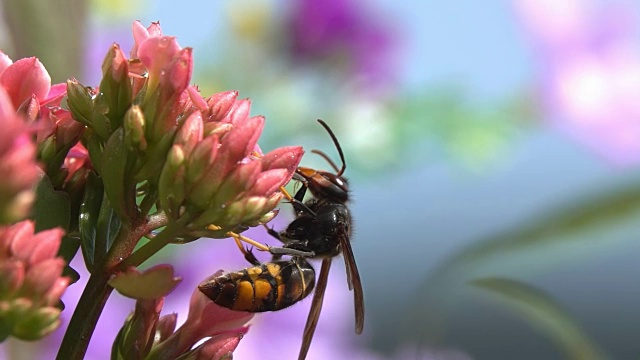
[218,115,265,170]
[186,329,248,360]
[124,106,147,152]
[187,85,209,112]
[205,91,238,122]
[260,145,305,173]
[24,258,66,299]
[0,260,24,297]
[226,98,252,125]
[146,274,252,359]
[131,21,164,59]
[0,220,69,340]
[0,87,39,224]
[157,313,178,343]
[251,168,291,196]
[175,111,204,154]
[137,35,183,96]
[102,43,129,83]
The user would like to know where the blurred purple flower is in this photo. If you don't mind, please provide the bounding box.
[287,0,400,96]
[515,0,640,166]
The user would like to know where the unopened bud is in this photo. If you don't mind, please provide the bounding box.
[159,145,186,219]
[124,106,147,152]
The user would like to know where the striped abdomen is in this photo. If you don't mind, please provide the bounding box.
[199,258,315,312]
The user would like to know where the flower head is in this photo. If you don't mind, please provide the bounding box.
[67,21,303,233]
[0,220,69,340]
[0,86,39,224]
[0,51,82,189]
[159,93,304,231]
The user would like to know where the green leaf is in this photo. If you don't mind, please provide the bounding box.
[79,171,104,271]
[33,175,71,232]
[111,313,132,360]
[85,134,104,173]
[426,179,640,282]
[471,277,607,360]
[33,175,78,262]
[101,128,130,221]
[406,179,640,347]
[109,265,181,300]
[95,195,122,262]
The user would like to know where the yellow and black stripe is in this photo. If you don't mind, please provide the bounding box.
[199,258,316,312]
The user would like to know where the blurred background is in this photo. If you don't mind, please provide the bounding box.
[2,0,640,359]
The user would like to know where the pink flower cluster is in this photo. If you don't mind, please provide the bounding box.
[0,220,68,340]
[118,21,304,231]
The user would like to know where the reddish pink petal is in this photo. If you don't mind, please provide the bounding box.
[187,85,208,112]
[104,44,129,83]
[175,111,204,153]
[17,95,39,122]
[24,258,65,295]
[42,83,67,107]
[192,327,249,360]
[168,48,193,94]
[184,288,254,341]
[0,259,25,294]
[131,21,151,58]
[130,21,164,58]
[157,313,178,342]
[196,302,254,338]
[137,36,182,91]
[188,271,223,316]
[187,136,220,186]
[56,113,85,148]
[213,161,262,203]
[2,134,37,171]
[8,221,37,261]
[251,168,290,196]
[226,99,252,125]
[146,21,163,37]
[187,273,254,336]
[261,146,304,172]
[28,228,63,264]
[0,82,16,122]
[221,115,264,165]
[44,277,70,305]
[0,57,51,108]
[0,52,12,74]
[206,91,238,122]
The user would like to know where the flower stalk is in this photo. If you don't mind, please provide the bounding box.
[50,22,303,359]
[3,20,304,360]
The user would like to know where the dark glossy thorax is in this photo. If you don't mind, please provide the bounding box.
[281,201,351,258]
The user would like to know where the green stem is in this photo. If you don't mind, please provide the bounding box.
[56,221,143,359]
[118,216,188,269]
[55,272,112,360]
[138,190,158,219]
[56,212,188,358]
